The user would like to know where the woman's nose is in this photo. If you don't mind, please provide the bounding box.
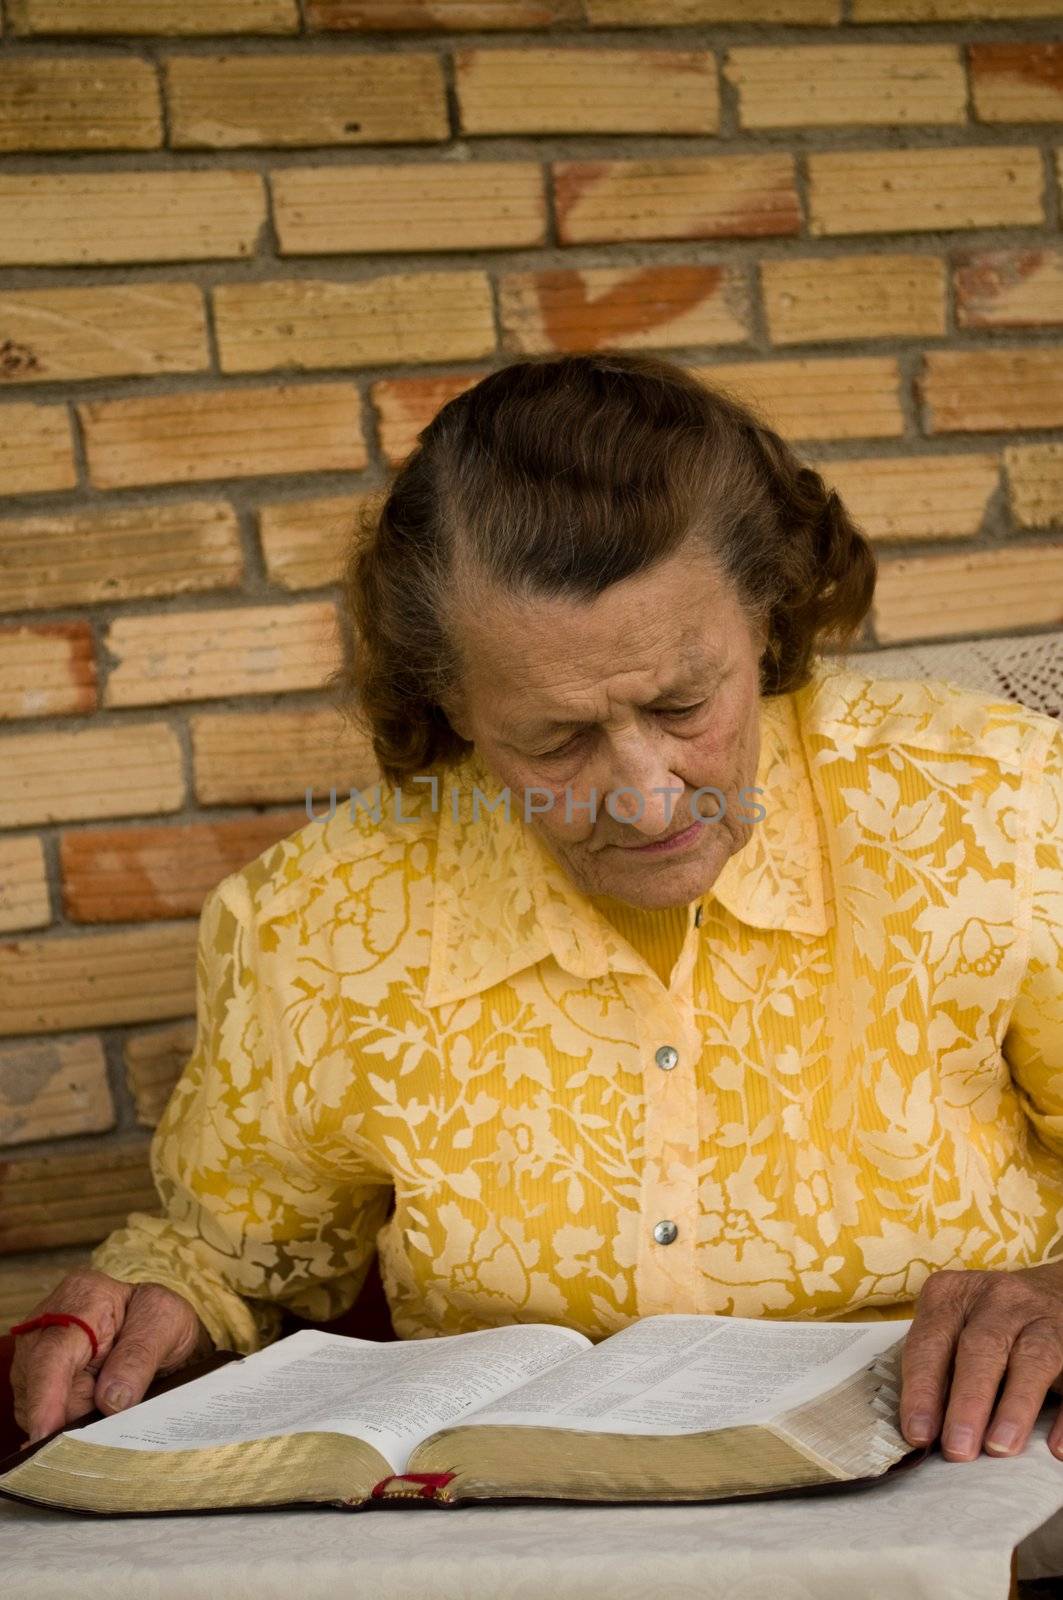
[600,746,684,839]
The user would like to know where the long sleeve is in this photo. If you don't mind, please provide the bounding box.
[91,875,394,1354]
[1003,720,1063,1161]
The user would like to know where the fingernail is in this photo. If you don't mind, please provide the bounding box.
[907,1414,934,1443]
[103,1384,131,1411]
[985,1421,1021,1454]
[943,1424,976,1457]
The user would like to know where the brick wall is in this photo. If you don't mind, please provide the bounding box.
[1,0,1062,1328]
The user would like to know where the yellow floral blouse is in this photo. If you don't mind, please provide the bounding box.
[92,660,1063,1354]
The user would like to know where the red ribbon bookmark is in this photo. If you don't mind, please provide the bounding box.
[370,1472,456,1500]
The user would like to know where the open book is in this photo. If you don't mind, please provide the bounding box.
[0,1314,922,1516]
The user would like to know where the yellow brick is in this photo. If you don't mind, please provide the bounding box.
[0,402,75,494]
[7,0,298,32]
[105,601,341,709]
[0,284,207,385]
[192,707,379,805]
[0,1142,157,1251]
[852,0,1061,18]
[587,1,839,20]
[725,45,965,129]
[500,263,749,354]
[371,373,485,465]
[0,836,50,933]
[0,501,242,612]
[123,1022,196,1127]
[166,52,447,148]
[954,248,1063,330]
[0,56,161,151]
[0,724,185,828]
[810,453,1000,542]
[763,254,944,344]
[873,545,1063,644]
[273,162,545,255]
[921,349,1063,434]
[970,44,1063,124]
[1004,443,1063,530]
[693,357,903,441]
[553,154,799,245]
[0,1038,114,1147]
[0,924,199,1036]
[214,272,495,372]
[456,47,718,135]
[0,171,265,267]
[259,494,372,589]
[0,623,96,720]
[808,147,1043,236]
[0,1248,94,1325]
[307,0,580,24]
[79,383,366,490]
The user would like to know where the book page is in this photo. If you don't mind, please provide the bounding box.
[73,1324,590,1472]
[444,1314,910,1436]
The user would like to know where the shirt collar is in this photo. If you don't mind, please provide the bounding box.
[422,681,833,1009]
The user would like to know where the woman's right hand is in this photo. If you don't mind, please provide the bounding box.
[10,1267,212,1446]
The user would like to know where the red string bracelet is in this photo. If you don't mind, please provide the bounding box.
[10,1312,100,1362]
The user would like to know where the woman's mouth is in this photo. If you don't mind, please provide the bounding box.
[618,819,704,855]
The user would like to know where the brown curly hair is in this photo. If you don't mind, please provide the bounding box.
[326,350,877,789]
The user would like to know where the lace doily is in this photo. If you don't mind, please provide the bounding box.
[836,632,1063,721]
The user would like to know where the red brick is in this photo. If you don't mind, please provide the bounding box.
[0,1142,156,1253]
[61,810,306,923]
[8,1,299,32]
[370,373,485,466]
[0,1037,114,1149]
[1,724,185,829]
[500,262,750,353]
[553,154,799,245]
[0,924,199,1036]
[0,836,50,933]
[123,1022,196,1127]
[0,402,75,494]
[79,384,366,489]
[0,623,96,720]
[306,1,580,28]
[0,501,242,612]
[455,47,719,136]
[921,349,1063,433]
[192,706,379,805]
[970,43,1063,122]
[166,52,447,148]
[953,248,1063,330]
[104,601,341,708]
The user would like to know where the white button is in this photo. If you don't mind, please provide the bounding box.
[655,1044,679,1071]
[653,1220,678,1246]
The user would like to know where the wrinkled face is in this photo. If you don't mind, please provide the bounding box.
[445,543,768,909]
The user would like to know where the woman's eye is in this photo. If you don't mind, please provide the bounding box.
[659,701,706,719]
[538,733,584,759]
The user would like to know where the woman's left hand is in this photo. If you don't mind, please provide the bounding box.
[900,1263,1063,1460]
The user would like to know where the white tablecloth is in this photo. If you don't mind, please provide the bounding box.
[4,1414,1063,1600]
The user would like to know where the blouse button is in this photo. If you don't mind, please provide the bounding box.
[655,1044,679,1071]
[653,1220,678,1246]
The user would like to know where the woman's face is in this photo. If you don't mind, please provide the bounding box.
[445,544,769,909]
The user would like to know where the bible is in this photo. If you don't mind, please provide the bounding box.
[0,1313,922,1516]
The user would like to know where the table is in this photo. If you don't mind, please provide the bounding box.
[3,1413,1063,1600]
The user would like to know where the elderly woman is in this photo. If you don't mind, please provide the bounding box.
[12,351,1063,1472]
